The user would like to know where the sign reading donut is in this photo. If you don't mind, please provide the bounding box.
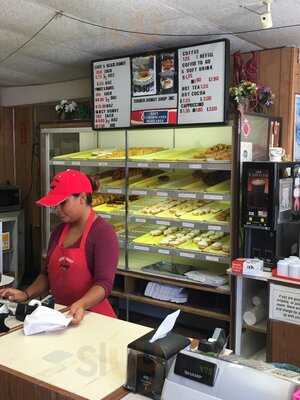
[93,57,131,129]
[92,39,229,130]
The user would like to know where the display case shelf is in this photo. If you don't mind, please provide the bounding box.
[100,187,231,201]
[128,242,230,263]
[111,290,230,321]
[50,159,125,168]
[243,320,267,334]
[128,160,231,171]
[50,159,231,171]
[128,188,230,201]
[116,270,231,295]
[128,214,230,232]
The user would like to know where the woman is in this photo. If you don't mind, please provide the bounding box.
[0,169,119,323]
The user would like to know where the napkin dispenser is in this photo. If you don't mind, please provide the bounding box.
[124,330,190,400]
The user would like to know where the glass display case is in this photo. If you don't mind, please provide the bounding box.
[40,114,276,341]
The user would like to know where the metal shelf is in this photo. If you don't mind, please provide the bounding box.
[99,186,230,201]
[243,320,267,334]
[110,290,230,321]
[128,242,230,263]
[50,159,125,168]
[128,214,230,232]
[128,160,231,171]
[116,269,231,295]
[129,188,230,201]
[50,158,231,171]
[96,212,125,220]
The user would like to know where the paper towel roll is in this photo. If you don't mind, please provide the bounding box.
[243,305,266,326]
[252,289,266,306]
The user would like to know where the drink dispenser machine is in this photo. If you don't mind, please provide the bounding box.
[242,162,300,268]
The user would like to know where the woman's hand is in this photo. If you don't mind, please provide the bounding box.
[68,301,86,325]
[0,288,28,302]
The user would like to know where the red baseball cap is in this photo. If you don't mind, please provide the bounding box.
[36,169,93,207]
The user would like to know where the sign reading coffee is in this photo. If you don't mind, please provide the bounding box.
[92,39,229,130]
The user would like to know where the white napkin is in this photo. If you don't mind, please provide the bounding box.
[149,309,180,343]
[0,303,9,314]
[23,306,72,336]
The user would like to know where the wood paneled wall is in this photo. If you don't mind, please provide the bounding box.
[0,107,14,184]
[239,48,299,159]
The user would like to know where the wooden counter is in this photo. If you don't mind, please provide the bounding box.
[0,312,151,400]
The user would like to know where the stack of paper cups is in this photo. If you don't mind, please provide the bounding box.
[243,305,266,326]
[289,260,300,279]
[277,259,289,276]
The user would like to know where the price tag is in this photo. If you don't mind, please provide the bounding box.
[71,161,80,166]
[107,188,122,194]
[188,164,202,169]
[135,218,146,223]
[204,194,224,200]
[52,160,65,165]
[179,252,195,259]
[98,162,108,167]
[208,225,222,231]
[158,163,170,169]
[100,214,111,219]
[243,259,264,275]
[134,245,149,251]
[156,220,170,226]
[137,163,149,168]
[158,249,170,255]
[131,190,147,195]
[182,222,194,228]
[157,191,168,197]
[178,192,196,199]
[206,255,219,262]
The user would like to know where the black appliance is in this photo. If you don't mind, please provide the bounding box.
[242,162,300,268]
[0,185,21,212]
[125,331,190,400]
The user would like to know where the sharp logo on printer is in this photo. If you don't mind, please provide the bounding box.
[184,370,203,379]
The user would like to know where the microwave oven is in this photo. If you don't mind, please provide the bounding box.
[0,185,21,212]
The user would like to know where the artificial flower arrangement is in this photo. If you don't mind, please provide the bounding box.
[55,99,78,118]
[229,80,274,113]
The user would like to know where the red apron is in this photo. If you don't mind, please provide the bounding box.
[48,210,116,318]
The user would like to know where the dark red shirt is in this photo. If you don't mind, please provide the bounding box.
[45,217,119,297]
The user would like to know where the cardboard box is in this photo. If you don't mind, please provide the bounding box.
[1,232,10,251]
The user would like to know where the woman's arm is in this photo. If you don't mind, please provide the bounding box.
[69,220,119,324]
[0,273,49,302]
[68,284,106,324]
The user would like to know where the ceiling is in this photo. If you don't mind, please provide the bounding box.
[0,0,300,87]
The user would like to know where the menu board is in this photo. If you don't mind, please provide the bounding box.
[93,57,131,129]
[131,52,178,125]
[92,39,229,129]
[178,41,226,124]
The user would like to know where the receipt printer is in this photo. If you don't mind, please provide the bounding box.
[124,331,190,400]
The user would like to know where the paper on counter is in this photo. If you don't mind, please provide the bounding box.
[149,309,180,343]
[23,306,72,336]
[0,303,9,314]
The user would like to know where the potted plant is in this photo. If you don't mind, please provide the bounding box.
[55,99,78,120]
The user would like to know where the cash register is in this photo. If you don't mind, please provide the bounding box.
[126,326,299,400]
[162,349,298,400]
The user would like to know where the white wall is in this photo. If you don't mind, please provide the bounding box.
[0,78,91,107]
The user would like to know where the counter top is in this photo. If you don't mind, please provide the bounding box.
[0,312,151,400]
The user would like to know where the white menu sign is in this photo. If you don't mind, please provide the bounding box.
[270,283,300,326]
[93,57,131,129]
[178,41,226,124]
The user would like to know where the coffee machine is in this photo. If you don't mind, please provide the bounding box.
[242,161,300,268]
